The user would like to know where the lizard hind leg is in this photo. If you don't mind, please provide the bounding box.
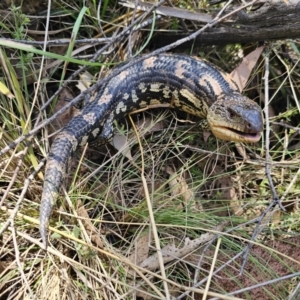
[89,113,115,147]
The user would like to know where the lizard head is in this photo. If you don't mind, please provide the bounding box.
[207,93,263,143]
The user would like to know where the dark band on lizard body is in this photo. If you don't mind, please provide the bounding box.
[40,54,263,249]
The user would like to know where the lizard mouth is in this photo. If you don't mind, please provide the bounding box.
[228,126,262,143]
[211,126,262,143]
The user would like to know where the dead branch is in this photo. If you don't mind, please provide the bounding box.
[148,0,300,47]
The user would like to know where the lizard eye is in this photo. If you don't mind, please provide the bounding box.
[228,108,235,119]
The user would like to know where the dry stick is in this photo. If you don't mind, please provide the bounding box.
[272,121,300,133]
[281,167,300,200]
[0,0,260,158]
[192,223,229,290]
[0,148,26,207]
[240,204,277,272]
[224,271,300,298]
[128,0,139,58]
[3,37,111,46]
[11,218,35,300]
[240,47,285,273]
[128,114,170,300]
[164,0,190,32]
[96,0,107,38]
[176,252,244,300]
[288,280,300,300]
[202,238,221,300]
[0,114,45,244]
[0,159,46,238]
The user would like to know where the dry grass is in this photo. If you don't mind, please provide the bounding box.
[0,1,300,299]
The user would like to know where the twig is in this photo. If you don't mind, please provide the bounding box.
[240,46,285,273]
[288,280,300,300]
[202,238,221,300]
[97,0,107,38]
[2,37,110,46]
[0,147,26,207]
[128,0,139,57]
[224,271,300,298]
[0,158,46,238]
[11,218,35,299]
[129,114,170,300]
[272,121,300,133]
[176,252,245,300]
[240,200,279,272]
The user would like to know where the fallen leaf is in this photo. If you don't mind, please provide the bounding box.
[165,165,198,210]
[230,46,265,92]
[77,201,104,249]
[112,133,133,161]
[77,71,93,91]
[127,233,150,265]
[139,222,227,270]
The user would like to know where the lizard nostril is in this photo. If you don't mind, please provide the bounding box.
[244,122,253,133]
